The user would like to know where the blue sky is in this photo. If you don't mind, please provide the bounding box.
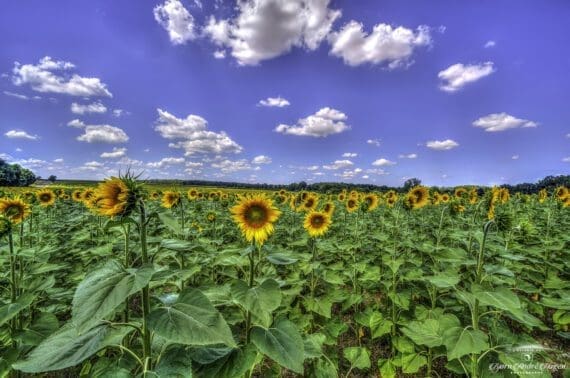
[1,0,568,186]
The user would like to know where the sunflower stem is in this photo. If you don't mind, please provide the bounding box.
[138,201,152,372]
[245,242,256,344]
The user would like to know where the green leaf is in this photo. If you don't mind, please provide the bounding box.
[443,327,489,361]
[311,358,337,378]
[194,344,258,378]
[149,288,236,348]
[72,260,153,331]
[402,319,443,348]
[343,347,370,370]
[158,210,183,234]
[15,312,59,346]
[0,293,36,327]
[399,353,427,374]
[266,252,298,265]
[377,358,396,378]
[231,279,281,327]
[154,346,193,378]
[303,333,326,359]
[13,324,132,373]
[425,273,460,288]
[305,297,332,319]
[251,319,304,374]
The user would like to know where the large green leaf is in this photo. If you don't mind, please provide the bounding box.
[399,353,427,374]
[0,293,36,327]
[13,324,131,373]
[148,288,236,348]
[15,312,59,346]
[402,318,443,348]
[231,279,281,326]
[72,260,153,331]
[154,346,193,378]
[343,347,371,370]
[250,319,304,374]
[443,326,489,361]
[194,344,258,378]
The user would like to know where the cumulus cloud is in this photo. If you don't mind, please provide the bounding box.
[335,167,362,179]
[342,152,357,158]
[155,109,242,155]
[438,62,495,92]
[275,107,349,137]
[12,56,112,97]
[71,101,107,114]
[398,153,417,159]
[367,139,381,146]
[473,113,538,132]
[76,124,129,143]
[563,157,570,163]
[258,96,290,107]
[323,159,353,170]
[328,21,431,68]
[426,139,459,150]
[5,130,39,140]
[67,119,86,128]
[202,0,341,65]
[100,147,127,159]
[484,40,496,48]
[252,155,272,164]
[153,0,197,45]
[372,158,395,166]
[211,159,252,172]
[147,157,185,168]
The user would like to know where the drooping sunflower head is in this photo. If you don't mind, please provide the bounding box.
[0,197,31,224]
[207,212,216,222]
[431,192,442,205]
[469,188,479,204]
[36,189,56,207]
[537,189,547,203]
[162,191,181,209]
[303,211,332,237]
[363,193,380,212]
[562,196,570,208]
[555,186,569,200]
[72,190,83,202]
[498,188,510,204]
[346,198,359,212]
[405,186,430,210]
[230,194,281,245]
[94,175,142,218]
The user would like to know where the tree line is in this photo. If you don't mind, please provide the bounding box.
[0,159,37,186]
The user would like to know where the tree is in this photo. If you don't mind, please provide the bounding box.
[48,175,57,183]
[0,159,37,187]
[403,178,422,191]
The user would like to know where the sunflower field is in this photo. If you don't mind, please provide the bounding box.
[0,177,569,377]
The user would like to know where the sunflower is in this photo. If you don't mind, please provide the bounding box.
[0,197,30,224]
[469,188,479,204]
[162,191,181,208]
[301,194,319,212]
[0,216,11,237]
[230,194,281,245]
[349,190,359,199]
[337,192,346,202]
[150,191,160,200]
[207,212,216,222]
[498,188,510,204]
[555,186,569,200]
[562,196,570,208]
[36,189,56,207]
[303,211,332,237]
[441,194,450,203]
[72,190,83,202]
[538,189,547,203]
[322,202,335,215]
[363,193,380,211]
[454,187,467,199]
[431,192,442,205]
[94,176,139,218]
[346,198,359,212]
[405,186,430,210]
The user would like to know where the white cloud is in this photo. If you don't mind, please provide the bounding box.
[67,119,86,128]
[113,109,128,117]
[342,152,357,158]
[15,148,22,152]
[12,56,112,97]
[328,21,431,68]
[185,161,203,168]
[77,124,129,143]
[147,157,185,168]
[252,155,272,164]
[71,101,107,114]
[5,130,39,140]
[213,50,226,59]
[211,159,252,172]
[398,153,417,159]
[155,109,242,155]
[367,138,381,146]
[473,113,538,132]
[3,91,32,100]
[100,147,127,159]
[484,40,496,48]
[372,158,395,166]
[80,161,105,171]
[153,0,197,45]
[562,157,570,163]
[426,139,459,150]
[258,96,290,107]
[275,107,349,137]
[335,167,362,179]
[203,0,341,65]
[53,158,64,163]
[361,175,369,179]
[512,155,519,160]
[323,159,353,170]
[566,133,570,138]
[438,62,495,92]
